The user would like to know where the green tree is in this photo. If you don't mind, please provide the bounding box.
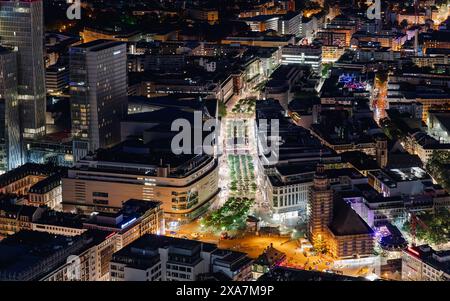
[426,150,450,191]
[403,209,450,246]
[218,100,227,118]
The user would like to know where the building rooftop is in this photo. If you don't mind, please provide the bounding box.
[35,210,85,229]
[0,163,59,188]
[71,39,125,52]
[83,199,161,231]
[213,250,253,272]
[328,197,374,236]
[28,172,63,194]
[75,139,215,178]
[370,167,429,188]
[341,151,380,171]
[258,266,366,281]
[115,234,216,255]
[0,230,110,280]
[405,245,450,277]
[254,244,286,267]
[0,201,43,221]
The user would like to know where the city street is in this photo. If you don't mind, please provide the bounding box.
[173,218,375,277]
[174,98,376,279]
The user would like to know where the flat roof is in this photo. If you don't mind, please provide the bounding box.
[71,39,125,51]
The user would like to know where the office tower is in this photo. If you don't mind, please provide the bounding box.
[0,46,22,172]
[69,40,127,161]
[0,0,46,138]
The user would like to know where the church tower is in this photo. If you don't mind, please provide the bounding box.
[375,136,388,168]
[307,163,334,246]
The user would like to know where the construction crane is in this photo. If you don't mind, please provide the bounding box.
[409,212,429,246]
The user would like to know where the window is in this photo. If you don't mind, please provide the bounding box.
[93,192,108,197]
[93,199,109,205]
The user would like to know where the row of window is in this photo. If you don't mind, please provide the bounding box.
[273,192,307,207]
[167,264,192,273]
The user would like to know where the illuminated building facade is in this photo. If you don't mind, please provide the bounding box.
[0,46,22,172]
[281,45,322,74]
[110,234,253,281]
[307,165,374,259]
[62,142,219,225]
[0,0,46,138]
[69,40,128,161]
[402,245,450,281]
[307,164,334,247]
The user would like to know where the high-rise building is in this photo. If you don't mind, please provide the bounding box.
[0,46,21,172]
[69,40,127,161]
[0,0,46,139]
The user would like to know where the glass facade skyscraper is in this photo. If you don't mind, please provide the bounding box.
[0,0,46,139]
[69,40,127,161]
[0,46,22,172]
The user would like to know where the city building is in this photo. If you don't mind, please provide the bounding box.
[279,12,302,37]
[307,165,374,259]
[0,0,46,138]
[45,64,69,96]
[264,65,304,109]
[109,234,253,281]
[402,245,450,281]
[252,244,286,280]
[367,167,431,197]
[268,165,367,222]
[258,266,366,281]
[40,229,118,281]
[427,111,450,143]
[25,131,74,167]
[0,46,21,172]
[281,45,322,74]
[83,199,164,250]
[0,163,62,200]
[28,173,62,210]
[0,230,106,281]
[80,27,142,44]
[242,11,302,37]
[0,197,164,253]
[242,15,280,32]
[221,34,296,48]
[62,140,219,225]
[69,40,128,161]
[0,198,45,235]
[186,7,219,25]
